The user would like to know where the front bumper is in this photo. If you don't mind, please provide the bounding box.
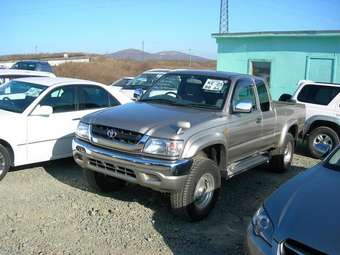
[72,138,192,192]
[246,224,279,255]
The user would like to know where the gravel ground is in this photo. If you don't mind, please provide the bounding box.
[0,145,319,255]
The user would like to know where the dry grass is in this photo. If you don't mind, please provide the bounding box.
[54,57,216,84]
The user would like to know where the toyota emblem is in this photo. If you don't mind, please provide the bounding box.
[106,129,117,139]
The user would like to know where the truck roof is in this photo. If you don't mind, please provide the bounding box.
[168,69,261,80]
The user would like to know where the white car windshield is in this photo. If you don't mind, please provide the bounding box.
[125,73,164,90]
[0,80,47,113]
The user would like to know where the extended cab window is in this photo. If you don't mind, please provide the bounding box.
[256,79,270,111]
[78,86,118,110]
[232,79,257,112]
[40,86,76,113]
[298,85,340,105]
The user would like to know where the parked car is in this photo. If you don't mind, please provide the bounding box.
[0,69,56,86]
[119,69,170,99]
[11,60,54,73]
[111,77,134,88]
[0,77,131,181]
[247,146,340,255]
[73,70,305,221]
[280,80,340,158]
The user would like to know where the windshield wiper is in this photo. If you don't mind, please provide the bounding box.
[182,103,218,110]
[139,98,179,105]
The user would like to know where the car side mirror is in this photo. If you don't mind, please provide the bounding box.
[279,93,293,102]
[133,88,143,101]
[233,100,253,113]
[322,146,333,159]
[31,105,53,116]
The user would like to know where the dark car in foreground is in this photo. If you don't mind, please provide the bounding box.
[247,146,340,255]
[11,60,53,73]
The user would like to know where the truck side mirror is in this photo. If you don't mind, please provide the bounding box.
[133,88,143,101]
[233,100,253,113]
[279,93,292,102]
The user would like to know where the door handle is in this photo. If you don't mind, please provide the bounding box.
[72,118,81,121]
[256,117,262,124]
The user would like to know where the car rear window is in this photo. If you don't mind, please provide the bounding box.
[297,84,340,105]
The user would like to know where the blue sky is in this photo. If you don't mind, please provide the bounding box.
[1,0,340,58]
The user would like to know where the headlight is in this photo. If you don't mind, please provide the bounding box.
[143,138,184,157]
[252,206,274,245]
[76,122,90,140]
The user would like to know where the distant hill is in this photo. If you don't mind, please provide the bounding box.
[107,49,212,62]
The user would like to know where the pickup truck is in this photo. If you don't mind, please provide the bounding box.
[280,80,340,159]
[73,70,305,221]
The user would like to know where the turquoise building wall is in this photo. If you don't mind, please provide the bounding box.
[214,33,340,99]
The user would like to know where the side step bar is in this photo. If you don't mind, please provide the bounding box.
[227,153,270,178]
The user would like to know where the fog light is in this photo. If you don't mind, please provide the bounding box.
[76,146,86,153]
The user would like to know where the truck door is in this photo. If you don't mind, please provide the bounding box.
[255,79,276,149]
[227,78,263,162]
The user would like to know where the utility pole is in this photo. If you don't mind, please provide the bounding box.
[188,48,192,67]
[34,45,38,54]
[219,0,229,33]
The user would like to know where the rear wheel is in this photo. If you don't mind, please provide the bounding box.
[170,156,221,222]
[83,169,126,192]
[308,126,339,159]
[269,133,294,173]
[0,144,10,181]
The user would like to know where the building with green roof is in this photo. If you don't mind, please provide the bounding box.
[213,30,340,99]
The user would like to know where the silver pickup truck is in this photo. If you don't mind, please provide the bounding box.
[73,70,305,221]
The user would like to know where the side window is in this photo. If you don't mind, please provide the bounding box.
[78,86,119,110]
[256,79,270,111]
[297,85,340,106]
[232,79,257,112]
[40,86,76,113]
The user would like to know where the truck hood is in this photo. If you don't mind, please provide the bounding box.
[265,164,340,254]
[82,102,223,138]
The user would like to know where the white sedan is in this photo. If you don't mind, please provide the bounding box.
[0,77,131,180]
[0,69,56,85]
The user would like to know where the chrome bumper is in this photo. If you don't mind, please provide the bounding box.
[72,138,192,192]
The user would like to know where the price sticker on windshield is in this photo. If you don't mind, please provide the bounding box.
[203,79,227,92]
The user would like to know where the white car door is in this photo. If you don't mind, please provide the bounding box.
[26,85,120,164]
[26,85,80,163]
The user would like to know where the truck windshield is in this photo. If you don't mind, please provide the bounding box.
[0,81,47,113]
[125,73,164,90]
[140,74,230,110]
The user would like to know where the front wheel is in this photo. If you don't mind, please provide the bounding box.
[308,126,339,159]
[0,144,11,181]
[170,156,221,222]
[83,169,126,192]
[269,133,295,173]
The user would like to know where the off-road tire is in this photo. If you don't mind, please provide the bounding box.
[269,133,295,173]
[308,126,339,159]
[83,169,126,192]
[0,144,11,181]
[170,156,221,222]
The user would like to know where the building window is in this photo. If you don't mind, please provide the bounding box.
[250,61,271,85]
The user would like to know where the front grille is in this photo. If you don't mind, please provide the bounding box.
[88,158,136,179]
[282,239,326,255]
[91,124,143,145]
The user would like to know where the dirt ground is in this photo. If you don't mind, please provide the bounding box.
[0,145,319,255]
